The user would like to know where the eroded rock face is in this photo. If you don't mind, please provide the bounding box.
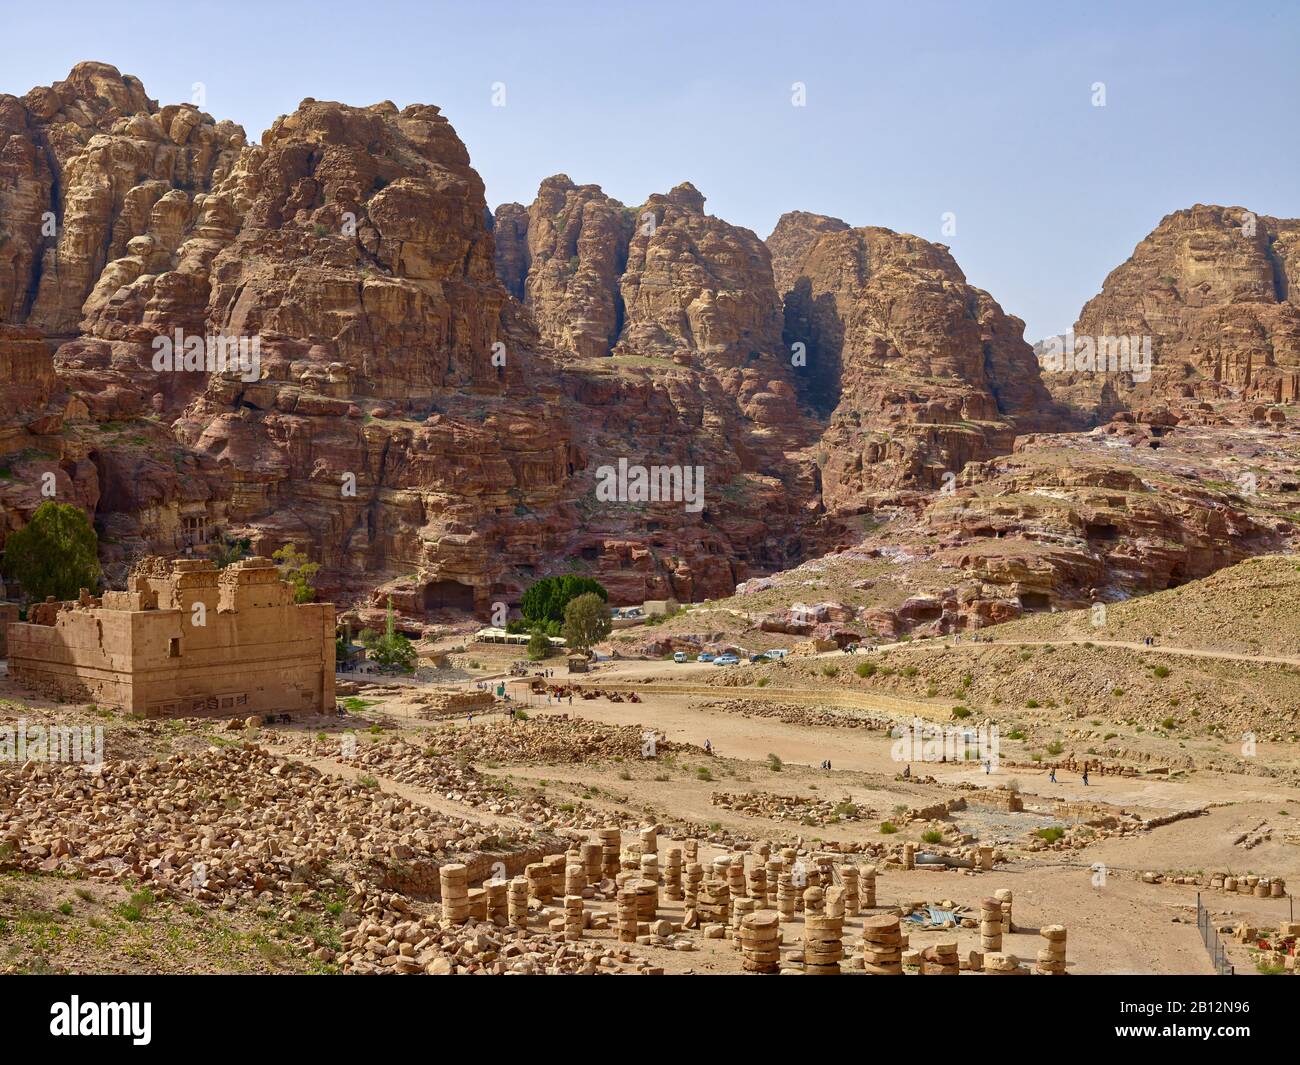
[0,63,1288,626]
[505,175,630,360]
[767,214,1067,504]
[5,63,247,337]
[496,177,800,433]
[0,64,840,611]
[766,210,849,296]
[1048,204,1300,420]
[734,417,1294,642]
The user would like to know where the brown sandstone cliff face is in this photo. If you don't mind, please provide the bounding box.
[1051,204,1300,420]
[495,177,801,433]
[0,64,835,615]
[5,62,246,338]
[0,62,1289,629]
[765,210,849,296]
[503,175,630,360]
[767,213,1066,505]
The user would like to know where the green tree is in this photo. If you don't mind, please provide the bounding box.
[527,628,552,661]
[562,592,612,653]
[369,598,417,673]
[272,544,320,603]
[210,533,252,569]
[520,575,607,627]
[2,501,100,602]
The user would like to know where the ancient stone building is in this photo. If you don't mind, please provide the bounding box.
[8,557,335,718]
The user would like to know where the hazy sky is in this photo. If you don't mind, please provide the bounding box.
[4,0,1296,339]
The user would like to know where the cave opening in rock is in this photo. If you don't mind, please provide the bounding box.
[423,579,476,611]
[1018,591,1051,612]
[1085,522,1119,541]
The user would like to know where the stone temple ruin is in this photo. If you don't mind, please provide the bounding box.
[7,556,335,719]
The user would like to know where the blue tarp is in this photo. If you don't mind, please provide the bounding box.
[904,905,959,927]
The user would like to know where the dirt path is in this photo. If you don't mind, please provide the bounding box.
[781,633,1300,667]
[535,683,1300,811]
[984,638,1300,667]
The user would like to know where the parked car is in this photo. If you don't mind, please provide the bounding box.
[673,651,688,663]
[714,654,739,666]
[767,648,789,659]
[749,652,768,663]
[697,653,714,663]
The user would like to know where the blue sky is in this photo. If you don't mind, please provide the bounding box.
[3,0,1296,339]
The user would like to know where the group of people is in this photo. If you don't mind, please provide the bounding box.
[1047,766,1089,785]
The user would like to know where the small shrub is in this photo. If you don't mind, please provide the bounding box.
[879,821,899,835]
[921,829,944,845]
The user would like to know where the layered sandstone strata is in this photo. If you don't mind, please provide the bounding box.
[1048,204,1300,419]
[767,212,1068,504]
[0,64,833,611]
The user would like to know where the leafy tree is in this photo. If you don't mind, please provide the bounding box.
[507,617,560,637]
[272,544,320,603]
[562,592,612,653]
[210,533,252,569]
[520,575,607,627]
[368,598,417,673]
[2,501,100,601]
[527,629,552,661]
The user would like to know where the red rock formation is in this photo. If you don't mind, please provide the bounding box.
[0,63,1288,630]
[502,175,631,360]
[765,210,849,296]
[767,214,1068,504]
[1052,204,1300,419]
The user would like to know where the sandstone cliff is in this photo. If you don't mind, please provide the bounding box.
[0,65,834,617]
[1048,204,1300,420]
[767,212,1067,505]
[0,62,1290,632]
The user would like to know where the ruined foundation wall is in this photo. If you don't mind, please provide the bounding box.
[9,608,138,709]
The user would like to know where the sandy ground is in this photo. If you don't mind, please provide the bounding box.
[324,647,1300,975]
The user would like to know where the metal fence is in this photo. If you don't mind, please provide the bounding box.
[1197,892,1235,975]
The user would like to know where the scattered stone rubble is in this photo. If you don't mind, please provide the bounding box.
[709,790,870,826]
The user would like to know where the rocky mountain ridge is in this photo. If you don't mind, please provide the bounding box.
[0,62,1293,632]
